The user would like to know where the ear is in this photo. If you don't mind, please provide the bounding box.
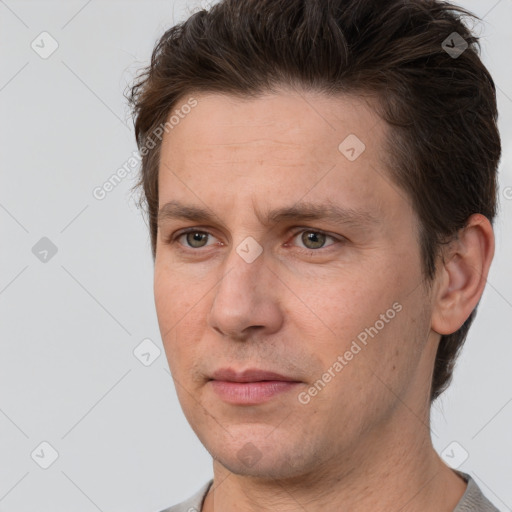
[431,213,495,335]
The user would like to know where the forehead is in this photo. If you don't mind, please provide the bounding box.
[162,89,383,160]
[156,88,411,229]
[159,89,388,183]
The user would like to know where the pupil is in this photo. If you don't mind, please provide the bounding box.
[188,232,206,247]
[303,231,325,249]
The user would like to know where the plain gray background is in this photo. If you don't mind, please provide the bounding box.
[0,1,511,511]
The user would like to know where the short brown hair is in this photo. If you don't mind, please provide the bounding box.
[127,0,501,403]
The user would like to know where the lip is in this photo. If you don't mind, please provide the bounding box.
[210,368,299,383]
[209,368,302,405]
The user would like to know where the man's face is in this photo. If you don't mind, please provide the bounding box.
[154,89,438,479]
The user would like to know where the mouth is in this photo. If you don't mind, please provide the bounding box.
[208,368,302,405]
[210,368,300,383]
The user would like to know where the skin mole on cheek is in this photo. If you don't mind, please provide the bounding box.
[392,349,399,370]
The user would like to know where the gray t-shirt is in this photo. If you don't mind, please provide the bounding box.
[158,470,500,512]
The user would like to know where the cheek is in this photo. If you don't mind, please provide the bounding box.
[286,271,395,345]
[154,263,197,326]
[357,286,432,393]
[154,267,215,375]
[289,265,425,386]
[154,278,176,339]
[154,271,193,361]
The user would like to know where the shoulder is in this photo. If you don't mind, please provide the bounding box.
[156,480,213,512]
[453,471,501,512]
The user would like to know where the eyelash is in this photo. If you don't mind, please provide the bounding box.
[166,227,342,255]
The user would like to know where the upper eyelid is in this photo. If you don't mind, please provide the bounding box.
[287,229,338,246]
[176,229,218,246]
[173,227,340,248]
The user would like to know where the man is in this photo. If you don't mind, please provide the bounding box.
[128,0,501,510]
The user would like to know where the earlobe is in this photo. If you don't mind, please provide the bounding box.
[431,214,495,336]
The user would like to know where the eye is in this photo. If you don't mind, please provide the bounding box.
[167,227,341,253]
[175,230,218,249]
[289,229,339,251]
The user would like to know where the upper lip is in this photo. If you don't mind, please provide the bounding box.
[210,368,300,382]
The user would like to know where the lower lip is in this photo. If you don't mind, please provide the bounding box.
[209,380,301,405]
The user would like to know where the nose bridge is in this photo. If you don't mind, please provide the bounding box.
[207,237,282,338]
[215,235,266,308]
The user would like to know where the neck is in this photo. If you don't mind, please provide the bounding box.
[202,401,467,512]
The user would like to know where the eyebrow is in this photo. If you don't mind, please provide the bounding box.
[158,199,381,230]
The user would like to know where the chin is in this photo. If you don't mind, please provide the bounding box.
[205,431,318,480]
[216,455,311,481]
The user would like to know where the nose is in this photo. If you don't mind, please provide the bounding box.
[207,243,284,341]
